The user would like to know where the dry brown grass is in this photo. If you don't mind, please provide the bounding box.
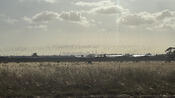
[0,61,174,96]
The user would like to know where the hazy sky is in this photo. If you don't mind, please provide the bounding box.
[0,0,175,55]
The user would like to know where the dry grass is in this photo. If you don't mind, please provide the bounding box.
[0,61,174,96]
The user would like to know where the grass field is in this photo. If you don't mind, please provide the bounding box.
[0,61,175,97]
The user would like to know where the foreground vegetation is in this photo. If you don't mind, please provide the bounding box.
[0,61,174,97]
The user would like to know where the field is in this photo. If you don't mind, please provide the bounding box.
[0,61,175,97]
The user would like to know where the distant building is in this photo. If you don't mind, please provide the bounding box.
[145,53,152,56]
[124,53,133,57]
[86,54,96,58]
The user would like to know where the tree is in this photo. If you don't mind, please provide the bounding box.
[32,53,38,57]
[165,47,175,62]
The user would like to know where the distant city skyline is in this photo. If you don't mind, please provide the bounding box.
[0,0,175,55]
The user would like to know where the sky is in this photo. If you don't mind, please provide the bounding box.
[0,0,175,55]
